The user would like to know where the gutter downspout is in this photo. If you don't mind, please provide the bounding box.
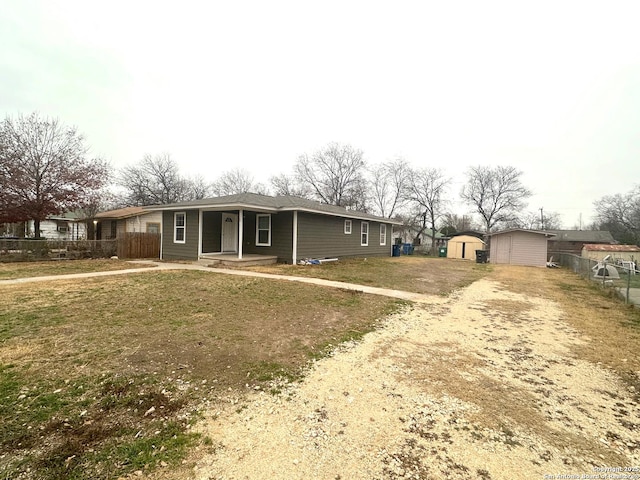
[292,211,298,265]
[238,209,243,260]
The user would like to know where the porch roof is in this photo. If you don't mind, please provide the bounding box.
[145,192,402,225]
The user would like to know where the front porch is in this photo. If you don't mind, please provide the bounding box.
[198,253,278,267]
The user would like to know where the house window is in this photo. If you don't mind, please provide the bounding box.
[174,212,186,243]
[256,214,271,246]
[361,221,369,246]
[344,219,352,234]
[380,224,387,246]
[147,222,160,234]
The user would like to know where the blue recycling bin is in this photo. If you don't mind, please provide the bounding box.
[402,243,414,255]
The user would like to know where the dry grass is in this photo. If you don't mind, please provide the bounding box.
[0,269,403,479]
[0,259,142,280]
[246,256,491,295]
[487,265,640,377]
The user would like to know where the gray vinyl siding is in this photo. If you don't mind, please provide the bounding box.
[490,231,548,267]
[243,211,294,262]
[161,210,199,260]
[202,211,222,253]
[297,212,391,260]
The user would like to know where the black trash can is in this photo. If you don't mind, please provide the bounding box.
[392,244,401,257]
[475,250,488,263]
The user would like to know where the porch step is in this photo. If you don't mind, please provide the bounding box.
[198,254,278,268]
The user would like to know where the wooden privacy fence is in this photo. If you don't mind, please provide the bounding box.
[116,233,160,259]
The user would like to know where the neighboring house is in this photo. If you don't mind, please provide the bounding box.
[547,230,615,257]
[145,193,401,264]
[393,227,447,251]
[25,213,87,240]
[446,233,486,261]
[489,229,555,267]
[94,207,162,240]
[581,244,640,263]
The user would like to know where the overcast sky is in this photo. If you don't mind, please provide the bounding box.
[2,0,639,227]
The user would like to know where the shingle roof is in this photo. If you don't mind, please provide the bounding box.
[582,244,640,252]
[144,193,401,224]
[95,206,147,219]
[546,230,615,243]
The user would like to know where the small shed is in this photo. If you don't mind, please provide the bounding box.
[488,229,555,267]
[447,234,485,260]
[582,244,640,263]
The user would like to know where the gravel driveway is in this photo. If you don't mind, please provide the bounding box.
[190,278,639,480]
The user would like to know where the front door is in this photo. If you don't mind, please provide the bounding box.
[221,213,238,253]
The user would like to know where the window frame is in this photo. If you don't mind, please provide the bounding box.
[344,219,352,234]
[256,213,272,247]
[361,221,369,246]
[174,212,186,244]
[380,224,387,246]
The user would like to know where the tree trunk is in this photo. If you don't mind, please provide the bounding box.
[34,218,41,239]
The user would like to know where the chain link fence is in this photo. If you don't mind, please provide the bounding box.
[0,239,117,262]
[558,253,640,306]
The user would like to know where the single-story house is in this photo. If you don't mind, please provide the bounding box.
[489,228,555,267]
[446,233,485,260]
[95,207,162,240]
[145,193,402,264]
[581,244,640,263]
[25,213,86,240]
[547,230,615,257]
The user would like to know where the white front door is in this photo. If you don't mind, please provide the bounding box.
[221,213,238,252]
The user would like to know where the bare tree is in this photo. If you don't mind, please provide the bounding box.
[119,153,192,205]
[369,160,409,218]
[0,112,109,237]
[270,173,312,198]
[186,174,213,200]
[460,165,531,232]
[514,209,563,230]
[594,186,640,244]
[406,167,450,255]
[294,143,368,209]
[440,213,476,234]
[212,168,267,196]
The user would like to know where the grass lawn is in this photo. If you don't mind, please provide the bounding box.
[246,255,492,295]
[0,259,145,280]
[0,269,412,480]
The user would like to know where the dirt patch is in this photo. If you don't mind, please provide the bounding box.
[187,270,640,480]
[245,256,491,295]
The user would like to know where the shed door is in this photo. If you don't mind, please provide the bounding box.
[496,235,512,264]
[221,213,238,252]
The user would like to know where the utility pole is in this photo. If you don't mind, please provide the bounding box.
[539,207,544,230]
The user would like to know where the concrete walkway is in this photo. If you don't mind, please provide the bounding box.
[0,261,439,303]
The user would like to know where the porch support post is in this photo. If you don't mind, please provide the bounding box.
[198,209,203,258]
[292,210,298,265]
[238,209,243,259]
